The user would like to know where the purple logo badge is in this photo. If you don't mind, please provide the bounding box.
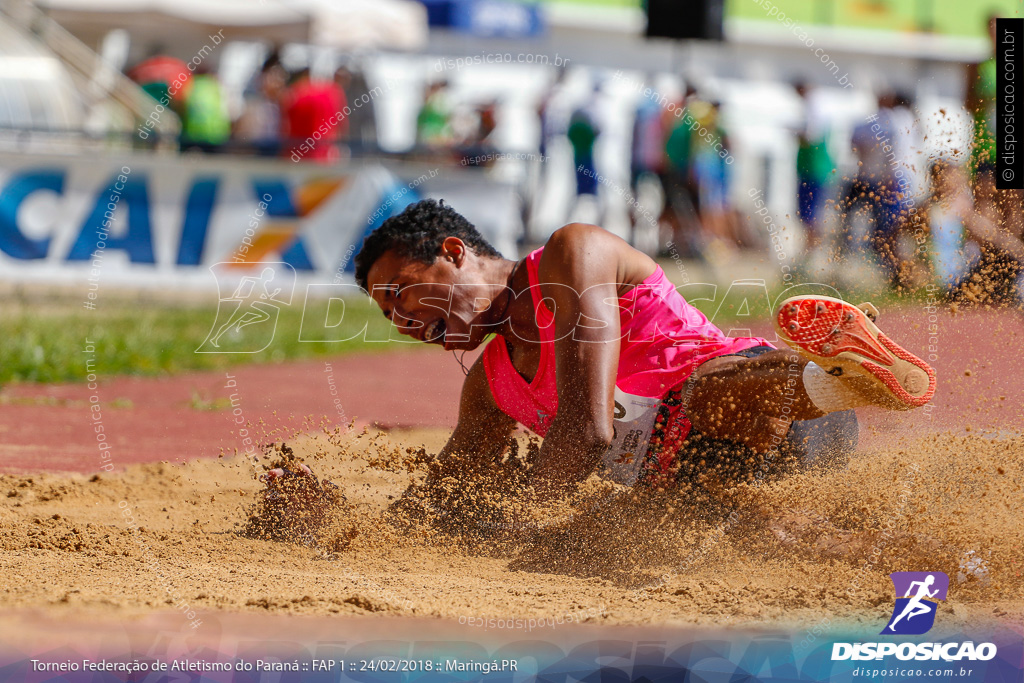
[881,571,949,635]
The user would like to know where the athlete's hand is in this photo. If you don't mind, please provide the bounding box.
[259,463,339,522]
[265,463,313,480]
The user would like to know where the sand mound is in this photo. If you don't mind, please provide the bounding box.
[0,424,1021,633]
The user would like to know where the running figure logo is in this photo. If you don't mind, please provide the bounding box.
[197,263,295,353]
[881,571,949,635]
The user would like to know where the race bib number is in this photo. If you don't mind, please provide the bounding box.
[599,386,662,485]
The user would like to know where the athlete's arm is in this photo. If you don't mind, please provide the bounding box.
[388,356,515,519]
[431,355,517,478]
[530,224,656,495]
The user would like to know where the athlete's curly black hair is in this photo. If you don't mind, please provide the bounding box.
[354,199,502,290]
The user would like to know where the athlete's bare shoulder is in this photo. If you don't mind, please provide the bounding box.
[538,223,657,292]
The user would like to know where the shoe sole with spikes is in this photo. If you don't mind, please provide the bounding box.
[774,296,936,410]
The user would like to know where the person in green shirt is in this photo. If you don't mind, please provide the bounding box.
[417,81,453,148]
[658,87,700,255]
[794,82,835,253]
[566,85,604,225]
[180,67,230,154]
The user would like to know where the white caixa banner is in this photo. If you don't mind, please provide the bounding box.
[0,151,520,291]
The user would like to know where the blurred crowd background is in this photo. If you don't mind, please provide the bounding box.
[1,0,1022,306]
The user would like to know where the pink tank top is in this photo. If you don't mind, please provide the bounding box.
[482,247,772,438]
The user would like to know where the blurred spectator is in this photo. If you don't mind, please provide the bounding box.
[537,66,568,160]
[928,160,981,291]
[458,101,500,167]
[417,80,453,147]
[689,99,738,256]
[891,91,930,284]
[128,50,191,146]
[929,159,1024,306]
[128,51,191,107]
[659,86,700,256]
[566,84,603,226]
[890,93,926,202]
[841,93,910,283]
[179,65,230,154]
[476,101,498,143]
[519,68,569,241]
[282,68,346,162]
[629,91,665,244]
[234,53,286,157]
[335,65,377,152]
[793,82,834,254]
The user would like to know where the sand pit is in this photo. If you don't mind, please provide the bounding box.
[1,423,1021,637]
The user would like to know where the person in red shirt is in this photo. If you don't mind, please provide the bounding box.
[281,68,347,162]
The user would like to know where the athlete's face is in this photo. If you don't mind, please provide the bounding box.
[366,239,499,351]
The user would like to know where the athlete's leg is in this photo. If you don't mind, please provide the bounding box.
[685,349,824,451]
[680,296,938,560]
[686,296,935,452]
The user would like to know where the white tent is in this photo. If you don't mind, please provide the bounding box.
[0,13,84,130]
[305,0,427,52]
[35,0,427,52]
